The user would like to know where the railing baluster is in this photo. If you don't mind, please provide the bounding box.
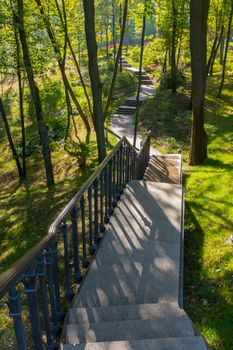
[22,267,43,350]
[104,166,109,224]
[122,143,126,187]
[61,220,73,299]
[37,256,54,350]
[61,221,73,300]
[80,196,89,267]
[93,178,101,243]
[99,171,105,232]
[88,187,95,254]
[51,240,63,321]
[7,287,27,350]
[45,247,60,336]
[119,144,123,193]
[125,144,130,183]
[112,154,117,207]
[116,148,121,200]
[71,207,81,283]
[108,159,113,216]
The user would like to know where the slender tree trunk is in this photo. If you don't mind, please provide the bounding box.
[34,0,91,137]
[14,23,26,177]
[133,3,147,147]
[206,32,218,76]
[15,0,54,186]
[0,98,24,180]
[163,50,167,73]
[189,0,210,165]
[54,0,93,118]
[171,0,177,93]
[176,28,183,69]
[220,28,225,65]
[119,4,123,72]
[209,25,224,76]
[104,0,128,120]
[83,0,106,162]
[112,0,116,61]
[105,21,109,60]
[218,3,233,98]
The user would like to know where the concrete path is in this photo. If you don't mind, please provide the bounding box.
[110,58,160,155]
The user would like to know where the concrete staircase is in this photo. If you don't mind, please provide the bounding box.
[61,153,209,349]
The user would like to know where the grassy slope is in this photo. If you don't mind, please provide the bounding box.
[138,68,233,350]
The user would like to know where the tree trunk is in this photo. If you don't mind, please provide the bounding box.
[54,0,93,118]
[34,0,91,137]
[209,25,224,76]
[206,32,218,76]
[189,0,210,165]
[83,0,106,163]
[13,18,26,178]
[218,4,233,98]
[163,50,167,73]
[171,0,177,93]
[104,0,128,119]
[220,28,225,65]
[16,0,54,186]
[0,98,24,180]
[133,3,147,147]
[112,0,116,61]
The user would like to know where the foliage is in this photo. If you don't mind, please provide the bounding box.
[65,139,91,167]
[160,69,186,89]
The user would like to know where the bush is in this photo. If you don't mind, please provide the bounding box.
[48,111,67,142]
[65,140,90,167]
[160,69,186,90]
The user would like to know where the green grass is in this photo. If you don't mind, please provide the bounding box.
[138,69,233,350]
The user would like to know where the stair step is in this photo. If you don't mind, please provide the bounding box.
[72,181,183,308]
[63,336,208,349]
[69,302,185,324]
[65,316,194,344]
[143,155,182,184]
[124,100,142,106]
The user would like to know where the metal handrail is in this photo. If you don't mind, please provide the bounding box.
[0,135,148,350]
[0,136,137,299]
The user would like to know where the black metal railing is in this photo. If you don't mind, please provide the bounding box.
[0,136,142,350]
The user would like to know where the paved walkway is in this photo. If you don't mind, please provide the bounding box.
[110,58,160,155]
[61,157,209,349]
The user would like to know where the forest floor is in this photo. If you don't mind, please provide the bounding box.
[138,68,233,350]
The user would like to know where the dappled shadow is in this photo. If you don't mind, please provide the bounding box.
[71,181,182,313]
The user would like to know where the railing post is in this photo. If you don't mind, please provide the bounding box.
[7,287,27,350]
[80,196,90,268]
[119,144,123,193]
[112,153,117,207]
[71,207,81,283]
[37,256,54,350]
[22,267,43,350]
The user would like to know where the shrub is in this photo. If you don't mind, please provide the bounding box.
[160,69,186,90]
[65,140,90,167]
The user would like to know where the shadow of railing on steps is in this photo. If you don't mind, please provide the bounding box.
[0,135,150,350]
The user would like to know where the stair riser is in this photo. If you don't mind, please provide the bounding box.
[66,316,194,344]
[69,303,185,324]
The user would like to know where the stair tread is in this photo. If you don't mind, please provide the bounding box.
[143,155,182,184]
[65,316,194,344]
[72,181,183,308]
[63,336,208,349]
[69,302,185,324]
